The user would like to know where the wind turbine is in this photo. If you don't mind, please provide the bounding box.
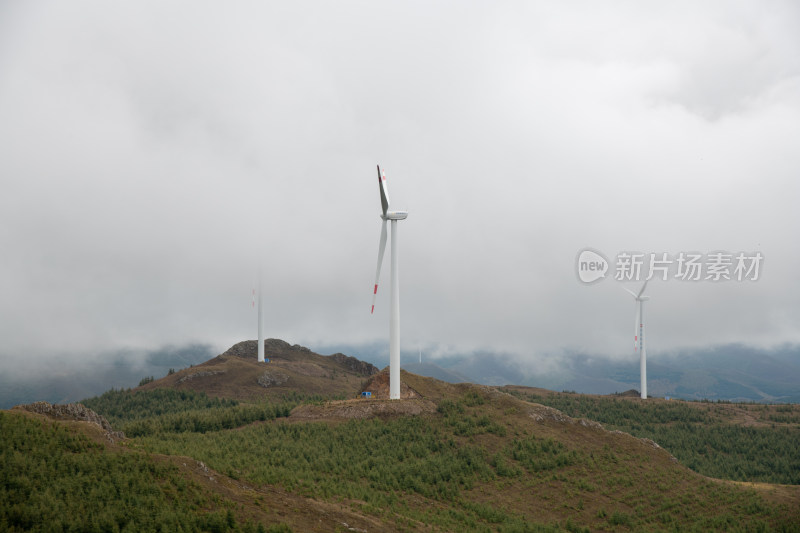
[371,165,408,400]
[257,268,264,363]
[625,280,649,399]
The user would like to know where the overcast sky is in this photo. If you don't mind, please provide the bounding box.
[1,1,798,377]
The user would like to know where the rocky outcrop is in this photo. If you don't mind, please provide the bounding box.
[219,340,379,377]
[177,370,226,383]
[220,340,260,359]
[527,404,573,423]
[221,339,308,360]
[14,401,124,442]
[257,370,289,388]
[329,353,379,376]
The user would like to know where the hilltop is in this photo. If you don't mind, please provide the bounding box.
[136,339,379,401]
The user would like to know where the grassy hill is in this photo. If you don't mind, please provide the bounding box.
[3,341,800,532]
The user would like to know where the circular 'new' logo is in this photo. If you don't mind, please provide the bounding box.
[576,248,609,284]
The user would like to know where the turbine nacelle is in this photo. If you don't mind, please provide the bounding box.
[624,279,649,301]
[376,165,407,219]
[372,165,407,315]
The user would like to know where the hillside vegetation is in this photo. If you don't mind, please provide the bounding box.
[3,343,800,532]
[0,409,288,532]
[502,386,800,485]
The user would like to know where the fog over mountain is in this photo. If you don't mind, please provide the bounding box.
[4,340,798,409]
[1,2,798,383]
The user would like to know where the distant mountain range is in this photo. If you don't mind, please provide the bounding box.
[0,344,216,409]
[1,341,798,408]
[396,344,800,403]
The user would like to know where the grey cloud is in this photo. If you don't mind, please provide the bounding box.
[0,1,798,377]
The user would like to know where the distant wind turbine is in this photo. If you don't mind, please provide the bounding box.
[371,165,408,400]
[624,280,649,399]
[257,269,264,363]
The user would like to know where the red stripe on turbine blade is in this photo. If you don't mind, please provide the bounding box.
[373,284,378,294]
[371,305,374,314]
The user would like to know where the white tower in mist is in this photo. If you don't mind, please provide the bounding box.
[257,269,264,363]
[625,281,650,399]
[370,165,408,400]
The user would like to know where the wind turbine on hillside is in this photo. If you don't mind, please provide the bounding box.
[625,280,649,399]
[370,165,408,400]
[257,268,264,363]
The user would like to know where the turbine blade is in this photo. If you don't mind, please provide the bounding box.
[371,219,388,313]
[634,302,641,351]
[377,164,390,216]
[637,279,649,298]
[623,287,638,298]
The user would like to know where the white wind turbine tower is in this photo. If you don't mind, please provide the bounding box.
[371,165,408,400]
[257,268,264,363]
[625,280,649,399]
